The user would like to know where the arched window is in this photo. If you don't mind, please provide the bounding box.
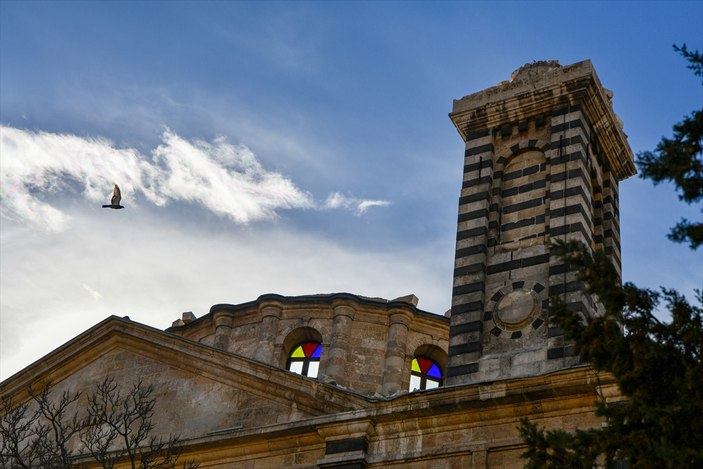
[287,342,322,378]
[409,356,442,391]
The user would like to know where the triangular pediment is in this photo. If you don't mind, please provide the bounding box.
[0,316,372,440]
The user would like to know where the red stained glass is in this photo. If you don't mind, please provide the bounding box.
[302,342,318,358]
[417,357,433,374]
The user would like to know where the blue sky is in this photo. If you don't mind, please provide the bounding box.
[1,0,701,380]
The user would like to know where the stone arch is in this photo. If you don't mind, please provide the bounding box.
[413,343,448,375]
[279,326,324,369]
[408,344,447,391]
[498,148,548,248]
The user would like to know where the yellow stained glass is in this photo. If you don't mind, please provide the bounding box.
[411,358,420,372]
[291,345,305,358]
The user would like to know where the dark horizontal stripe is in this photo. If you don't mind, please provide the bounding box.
[546,184,588,204]
[458,208,489,222]
[552,104,582,117]
[548,280,587,296]
[549,149,587,168]
[503,196,544,215]
[465,143,494,156]
[449,342,481,356]
[326,437,368,455]
[452,281,485,295]
[548,203,589,220]
[486,253,549,275]
[503,163,544,181]
[555,134,587,149]
[551,119,587,136]
[459,191,490,205]
[455,244,487,257]
[450,321,482,334]
[447,363,479,377]
[547,347,565,359]
[456,226,487,241]
[464,158,494,173]
[549,167,587,185]
[548,326,564,338]
[501,179,547,198]
[549,264,570,276]
[451,301,484,315]
[462,176,493,189]
[467,128,490,140]
[548,346,577,360]
[549,222,593,246]
[454,263,485,277]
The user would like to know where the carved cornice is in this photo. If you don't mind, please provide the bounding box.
[449,60,636,180]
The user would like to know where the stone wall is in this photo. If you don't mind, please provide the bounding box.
[169,293,450,397]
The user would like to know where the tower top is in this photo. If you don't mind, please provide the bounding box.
[450,60,636,179]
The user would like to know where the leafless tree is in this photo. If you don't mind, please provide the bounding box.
[1,379,198,469]
[0,385,82,469]
[80,377,197,469]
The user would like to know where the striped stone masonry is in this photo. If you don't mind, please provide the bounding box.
[446,60,635,385]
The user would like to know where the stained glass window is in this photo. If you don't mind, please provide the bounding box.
[409,356,442,391]
[287,342,322,378]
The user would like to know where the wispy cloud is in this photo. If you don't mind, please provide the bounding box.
[323,192,391,216]
[82,283,103,301]
[0,126,390,231]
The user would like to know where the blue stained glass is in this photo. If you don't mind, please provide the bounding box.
[311,344,322,358]
[428,364,441,378]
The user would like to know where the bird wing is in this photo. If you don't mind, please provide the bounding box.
[111,184,121,205]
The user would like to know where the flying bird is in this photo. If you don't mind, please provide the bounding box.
[102,184,124,209]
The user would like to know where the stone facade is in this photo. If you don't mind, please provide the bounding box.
[447,60,635,385]
[0,60,634,468]
[168,293,450,398]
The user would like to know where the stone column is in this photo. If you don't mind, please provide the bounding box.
[324,301,355,385]
[381,310,412,396]
[254,301,283,365]
[213,310,233,351]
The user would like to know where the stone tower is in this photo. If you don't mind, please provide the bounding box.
[446,61,636,385]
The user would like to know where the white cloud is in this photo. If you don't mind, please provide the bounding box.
[0,126,390,231]
[323,192,391,216]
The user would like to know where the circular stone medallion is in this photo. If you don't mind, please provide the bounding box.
[494,288,540,330]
